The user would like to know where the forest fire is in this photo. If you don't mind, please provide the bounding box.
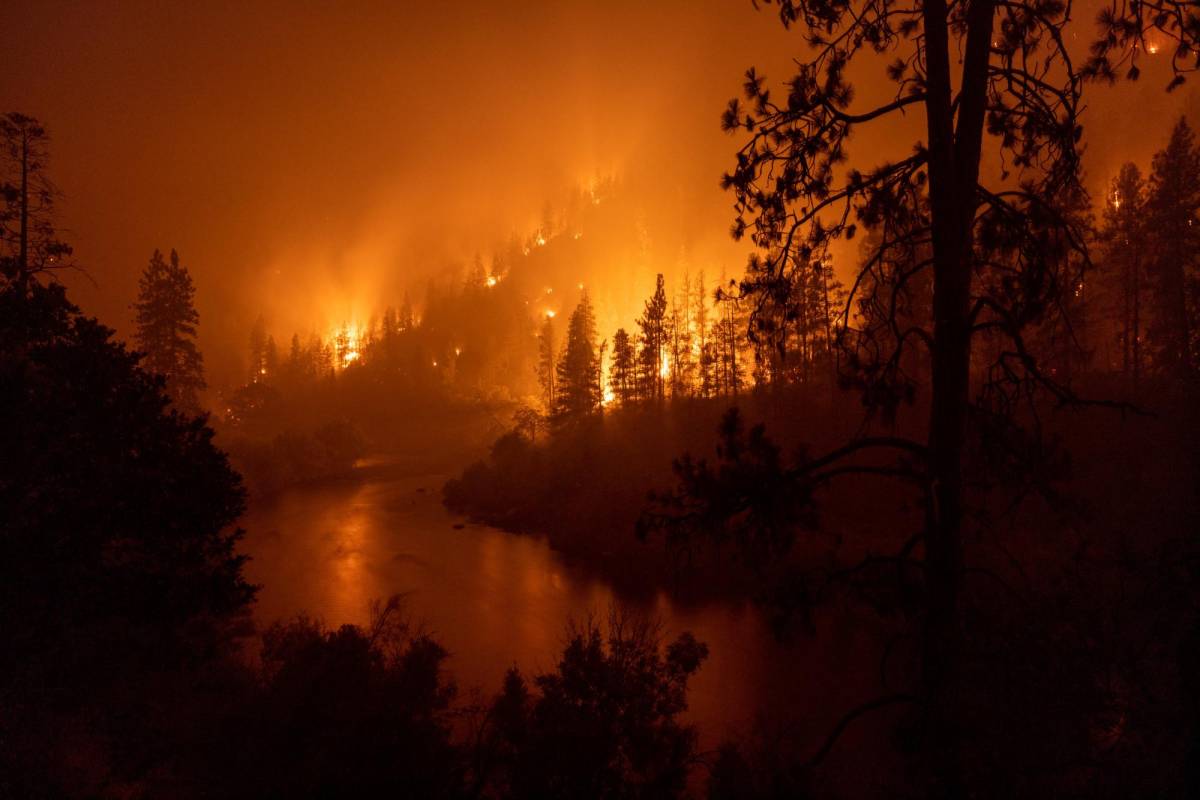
[4,2,1200,798]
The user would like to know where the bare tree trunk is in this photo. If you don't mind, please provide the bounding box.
[921,0,994,794]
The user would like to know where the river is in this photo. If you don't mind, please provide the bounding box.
[240,456,876,753]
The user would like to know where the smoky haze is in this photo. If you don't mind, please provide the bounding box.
[1,0,1194,384]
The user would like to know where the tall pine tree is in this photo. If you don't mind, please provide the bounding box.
[554,291,601,419]
[1146,117,1200,378]
[638,274,668,402]
[133,248,205,415]
[1098,164,1150,384]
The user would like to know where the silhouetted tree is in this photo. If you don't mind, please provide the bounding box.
[611,327,637,405]
[134,248,206,414]
[554,291,602,419]
[693,0,1200,790]
[1146,116,1200,377]
[477,612,708,799]
[1098,163,1150,383]
[236,598,463,799]
[638,274,668,402]
[0,280,254,794]
[0,113,73,292]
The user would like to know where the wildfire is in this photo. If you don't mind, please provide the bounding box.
[329,322,364,369]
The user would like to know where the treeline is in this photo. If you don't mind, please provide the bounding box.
[1086,118,1200,383]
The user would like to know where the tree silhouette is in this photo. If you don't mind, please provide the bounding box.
[477,612,707,799]
[1098,163,1150,384]
[134,248,206,415]
[638,274,668,402]
[1145,116,1200,377]
[1,280,254,792]
[670,0,1200,790]
[611,327,637,405]
[0,113,73,292]
[554,290,602,419]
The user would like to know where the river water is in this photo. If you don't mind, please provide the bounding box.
[240,457,874,751]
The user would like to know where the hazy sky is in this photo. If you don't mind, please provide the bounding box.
[3,1,1195,380]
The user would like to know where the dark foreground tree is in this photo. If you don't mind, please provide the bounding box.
[0,113,73,291]
[134,248,206,414]
[474,611,708,799]
[647,0,1200,793]
[0,280,254,795]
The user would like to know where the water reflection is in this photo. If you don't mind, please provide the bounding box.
[240,464,816,744]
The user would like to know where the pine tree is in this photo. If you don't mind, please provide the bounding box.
[638,274,668,402]
[554,291,601,419]
[0,113,73,292]
[1146,117,1200,377]
[611,328,637,405]
[714,288,744,396]
[133,248,205,414]
[1098,163,1150,384]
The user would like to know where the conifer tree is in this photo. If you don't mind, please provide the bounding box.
[611,328,637,405]
[0,113,72,292]
[1146,117,1200,377]
[133,248,205,414]
[638,274,668,402]
[1098,163,1150,384]
[554,291,601,418]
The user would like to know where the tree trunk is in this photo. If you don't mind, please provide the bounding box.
[18,130,29,293]
[920,0,994,794]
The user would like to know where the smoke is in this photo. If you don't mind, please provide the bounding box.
[1,0,1194,384]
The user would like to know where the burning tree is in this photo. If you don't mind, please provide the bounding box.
[646,0,1200,791]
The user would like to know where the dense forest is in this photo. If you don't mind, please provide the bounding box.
[4,0,1200,797]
